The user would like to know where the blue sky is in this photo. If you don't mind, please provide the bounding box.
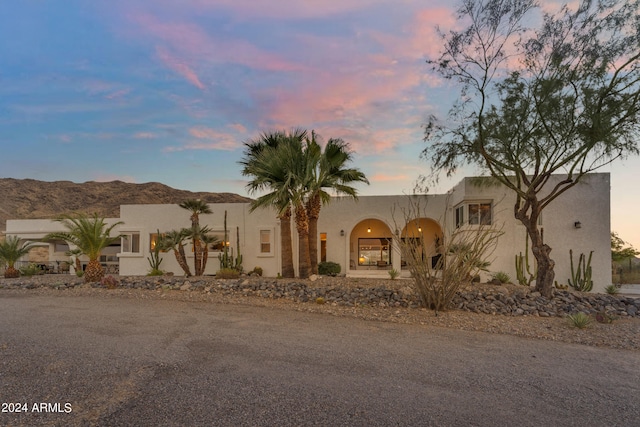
[1,0,638,249]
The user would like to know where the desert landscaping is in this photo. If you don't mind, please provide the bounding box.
[2,274,639,351]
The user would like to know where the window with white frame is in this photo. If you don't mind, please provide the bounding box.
[259,230,272,255]
[468,203,492,225]
[121,232,141,254]
[455,205,465,228]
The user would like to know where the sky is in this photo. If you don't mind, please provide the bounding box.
[0,0,638,249]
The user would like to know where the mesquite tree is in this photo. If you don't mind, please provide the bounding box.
[424,0,640,297]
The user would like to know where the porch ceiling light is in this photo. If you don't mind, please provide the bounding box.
[574,221,582,229]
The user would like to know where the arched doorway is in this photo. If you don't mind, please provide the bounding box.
[400,218,443,270]
[349,219,393,271]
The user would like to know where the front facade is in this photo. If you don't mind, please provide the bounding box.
[5,174,612,292]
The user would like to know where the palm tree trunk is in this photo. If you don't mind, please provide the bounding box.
[194,239,203,276]
[4,266,20,278]
[176,245,192,276]
[280,207,295,278]
[202,245,209,274]
[295,203,311,279]
[84,259,104,283]
[306,194,322,275]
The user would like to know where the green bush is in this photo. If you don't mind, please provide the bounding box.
[604,284,619,295]
[388,268,400,280]
[318,261,341,276]
[19,263,41,277]
[492,271,511,284]
[216,268,239,279]
[567,312,593,329]
[147,268,164,276]
[251,266,263,276]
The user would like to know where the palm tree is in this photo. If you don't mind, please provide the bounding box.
[184,225,218,276]
[240,129,308,278]
[305,133,369,274]
[158,229,192,276]
[179,199,212,276]
[0,236,35,278]
[45,213,122,283]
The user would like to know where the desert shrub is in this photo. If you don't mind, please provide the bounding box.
[604,284,619,295]
[318,261,341,276]
[216,268,239,279]
[388,269,400,280]
[567,312,593,329]
[316,297,325,304]
[147,269,164,276]
[394,199,502,313]
[100,275,119,289]
[19,263,41,277]
[492,271,511,284]
[251,266,263,276]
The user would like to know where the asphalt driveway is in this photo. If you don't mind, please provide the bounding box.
[1,293,638,426]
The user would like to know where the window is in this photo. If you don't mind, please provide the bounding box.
[455,205,465,228]
[358,238,391,266]
[210,239,225,252]
[320,232,327,263]
[259,230,272,254]
[468,203,492,225]
[149,233,167,252]
[121,233,140,253]
[54,242,69,253]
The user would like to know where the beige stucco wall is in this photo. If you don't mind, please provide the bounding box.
[117,203,281,277]
[447,173,611,292]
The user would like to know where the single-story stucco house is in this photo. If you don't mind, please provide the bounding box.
[4,173,611,292]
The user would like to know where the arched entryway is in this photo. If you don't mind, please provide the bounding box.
[400,218,443,270]
[349,218,394,271]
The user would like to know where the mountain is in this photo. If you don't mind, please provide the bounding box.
[0,178,251,232]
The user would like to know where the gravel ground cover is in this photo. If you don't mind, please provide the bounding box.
[1,274,639,350]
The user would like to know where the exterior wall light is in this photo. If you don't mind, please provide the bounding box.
[574,221,582,229]
[340,229,345,236]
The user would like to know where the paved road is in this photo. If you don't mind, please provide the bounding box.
[0,293,638,426]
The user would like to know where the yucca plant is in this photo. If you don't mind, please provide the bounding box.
[45,213,122,283]
[0,236,35,278]
[567,312,593,329]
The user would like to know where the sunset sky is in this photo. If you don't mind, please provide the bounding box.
[1,0,638,248]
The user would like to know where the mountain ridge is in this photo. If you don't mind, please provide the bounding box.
[0,178,251,232]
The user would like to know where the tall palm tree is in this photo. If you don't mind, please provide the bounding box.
[0,236,35,278]
[305,132,369,274]
[179,199,212,276]
[240,128,308,278]
[45,213,122,283]
[158,229,192,276]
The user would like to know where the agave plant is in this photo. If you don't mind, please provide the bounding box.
[0,236,35,278]
[45,213,122,283]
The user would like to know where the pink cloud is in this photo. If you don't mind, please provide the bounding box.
[133,13,302,73]
[370,173,410,182]
[163,126,247,152]
[141,0,403,20]
[156,46,205,90]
